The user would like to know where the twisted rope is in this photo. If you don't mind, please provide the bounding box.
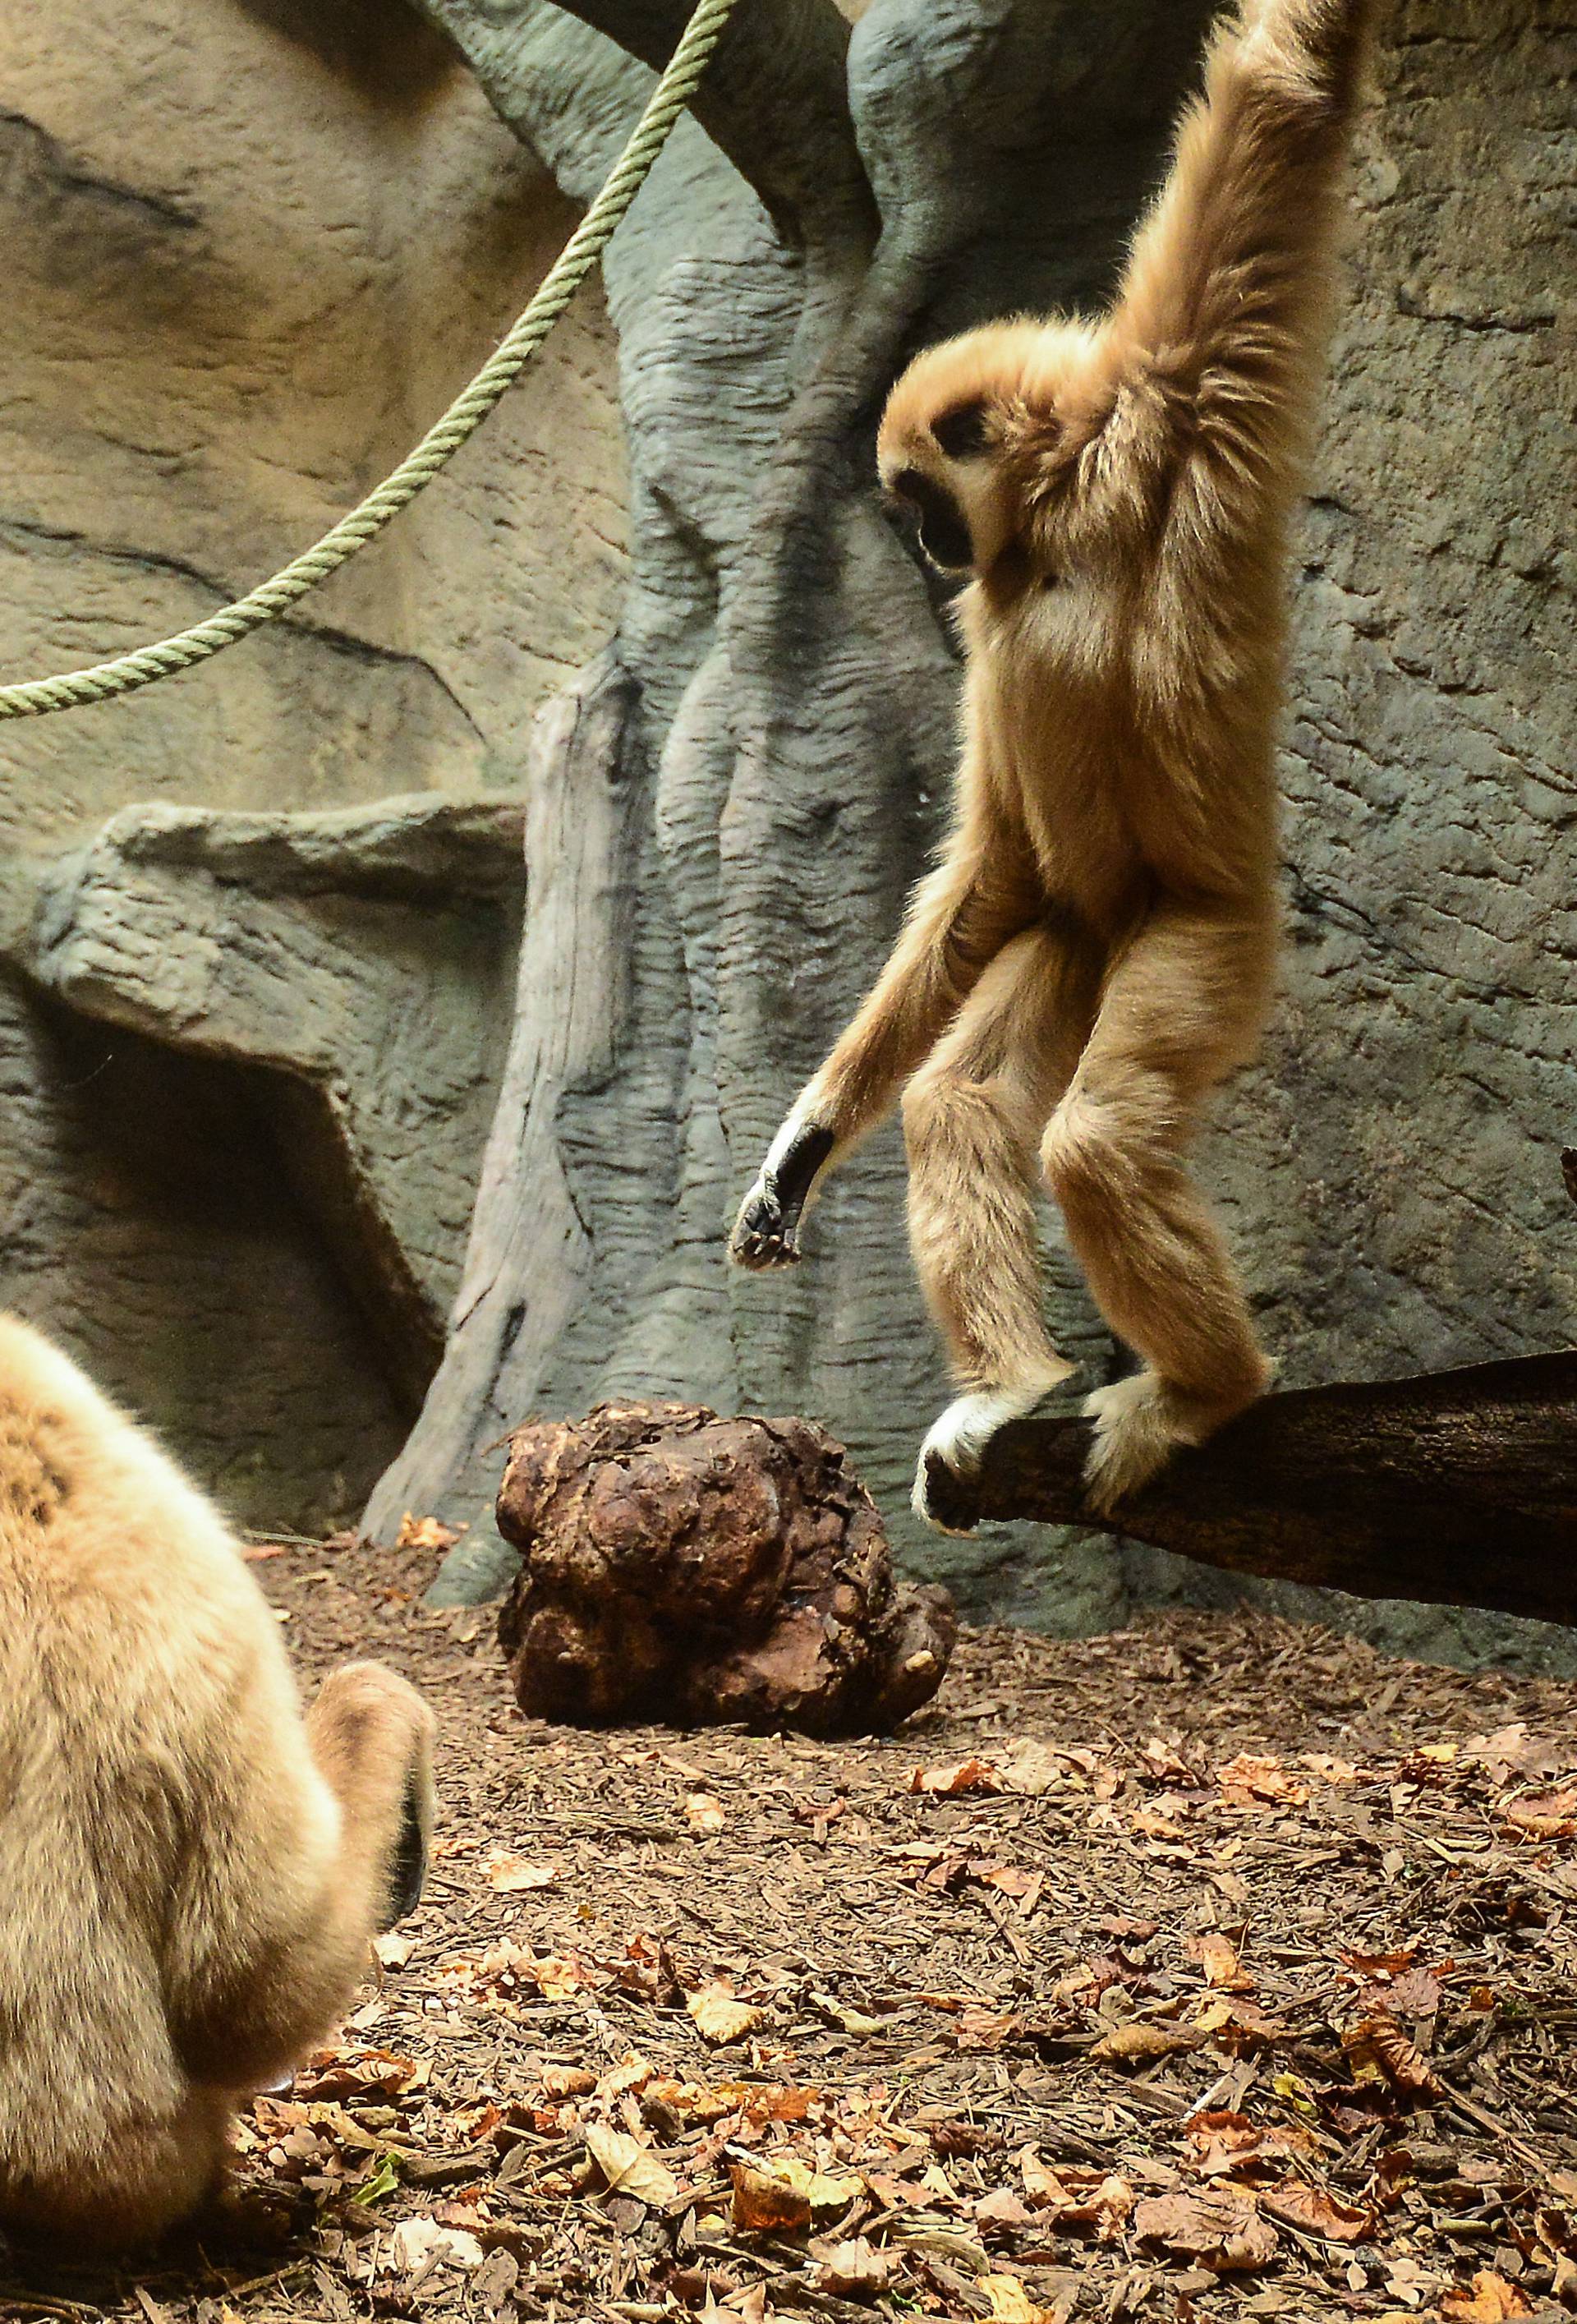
[0,0,740,720]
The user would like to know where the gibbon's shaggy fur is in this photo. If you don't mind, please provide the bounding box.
[0,1315,435,2250]
[733,0,1373,1522]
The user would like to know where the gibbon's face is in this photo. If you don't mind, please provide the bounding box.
[877,320,1110,584]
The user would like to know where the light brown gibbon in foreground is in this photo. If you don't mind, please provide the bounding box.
[0,1315,434,2250]
[733,0,1374,1524]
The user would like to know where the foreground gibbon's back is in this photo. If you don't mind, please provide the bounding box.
[0,1314,434,2249]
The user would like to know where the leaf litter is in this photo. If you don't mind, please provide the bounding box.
[4,1539,1577,2324]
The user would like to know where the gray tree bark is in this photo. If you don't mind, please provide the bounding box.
[366,0,1577,1659]
[366,0,1216,1603]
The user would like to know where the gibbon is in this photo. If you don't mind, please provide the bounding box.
[733,0,1373,1522]
[0,1314,435,2250]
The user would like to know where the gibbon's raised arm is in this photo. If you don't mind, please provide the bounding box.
[1113,0,1373,480]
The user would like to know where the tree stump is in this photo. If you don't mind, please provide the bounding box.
[495,1401,956,1734]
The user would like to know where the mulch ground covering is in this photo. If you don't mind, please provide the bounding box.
[4,1536,1577,2324]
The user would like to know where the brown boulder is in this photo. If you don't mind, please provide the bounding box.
[495,1401,955,1734]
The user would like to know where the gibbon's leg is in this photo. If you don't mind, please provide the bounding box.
[1041,904,1276,1514]
[171,1663,435,2099]
[731,772,1041,1271]
[905,921,1099,1530]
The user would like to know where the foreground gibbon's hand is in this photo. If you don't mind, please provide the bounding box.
[732,0,1372,1525]
[0,1315,436,2251]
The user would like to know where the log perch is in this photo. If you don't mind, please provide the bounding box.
[926,1353,1577,1631]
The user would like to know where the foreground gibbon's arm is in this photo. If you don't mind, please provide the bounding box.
[0,1315,435,2250]
[731,742,1042,1268]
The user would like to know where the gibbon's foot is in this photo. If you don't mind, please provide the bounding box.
[1080,1362,1271,1516]
[729,1121,834,1272]
[913,1373,1075,1535]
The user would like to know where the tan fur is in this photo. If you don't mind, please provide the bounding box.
[732,0,1373,1516]
[0,1315,435,2249]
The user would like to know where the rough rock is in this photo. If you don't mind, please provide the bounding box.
[0,0,627,1520]
[7,790,525,1516]
[495,1400,957,1734]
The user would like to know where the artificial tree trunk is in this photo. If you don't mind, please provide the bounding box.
[366,0,1216,1600]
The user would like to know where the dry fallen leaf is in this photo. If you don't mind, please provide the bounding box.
[908,1756,1002,1795]
[1091,2021,1200,2064]
[1018,2154,1133,2239]
[1182,2110,1315,2182]
[982,2274,1047,2322]
[373,1930,414,1970]
[1216,1752,1309,1809]
[731,2163,812,2235]
[584,2124,678,2208]
[774,2156,862,2212]
[685,1792,729,1834]
[481,1848,559,1894]
[811,2238,892,2298]
[1133,2188,1278,2271]
[394,1512,465,1553]
[1464,1723,1568,1784]
[1343,2012,1444,2100]
[1503,1786,1577,1840]
[1259,2177,1373,2243]
[380,2217,485,2275]
[541,2064,598,2097]
[1302,1751,1364,1784]
[1185,1930,1253,1992]
[292,2045,423,2101]
[995,1740,1064,1795]
[1439,2271,1535,2320]
[812,1989,888,2036]
[687,1981,763,2045]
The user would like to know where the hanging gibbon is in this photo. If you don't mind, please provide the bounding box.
[733,0,1374,1523]
[0,1315,435,2249]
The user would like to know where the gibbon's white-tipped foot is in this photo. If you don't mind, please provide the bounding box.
[1080,1361,1271,1516]
[729,1118,835,1272]
[913,1370,1075,1534]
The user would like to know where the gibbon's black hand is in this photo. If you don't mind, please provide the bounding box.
[730,1122,834,1270]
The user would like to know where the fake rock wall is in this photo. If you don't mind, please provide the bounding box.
[0,0,628,1526]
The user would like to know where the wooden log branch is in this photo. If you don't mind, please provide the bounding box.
[925,1353,1577,1631]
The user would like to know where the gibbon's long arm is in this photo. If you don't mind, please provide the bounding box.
[732,767,1043,1268]
[1113,0,1372,486]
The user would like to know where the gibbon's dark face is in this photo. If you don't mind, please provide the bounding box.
[888,464,974,572]
[884,393,994,571]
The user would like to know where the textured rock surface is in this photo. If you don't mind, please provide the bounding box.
[17,794,526,1406]
[0,0,627,1517]
[393,0,1577,1672]
[496,1399,957,1733]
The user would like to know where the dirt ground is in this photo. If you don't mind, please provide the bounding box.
[4,1538,1577,2324]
